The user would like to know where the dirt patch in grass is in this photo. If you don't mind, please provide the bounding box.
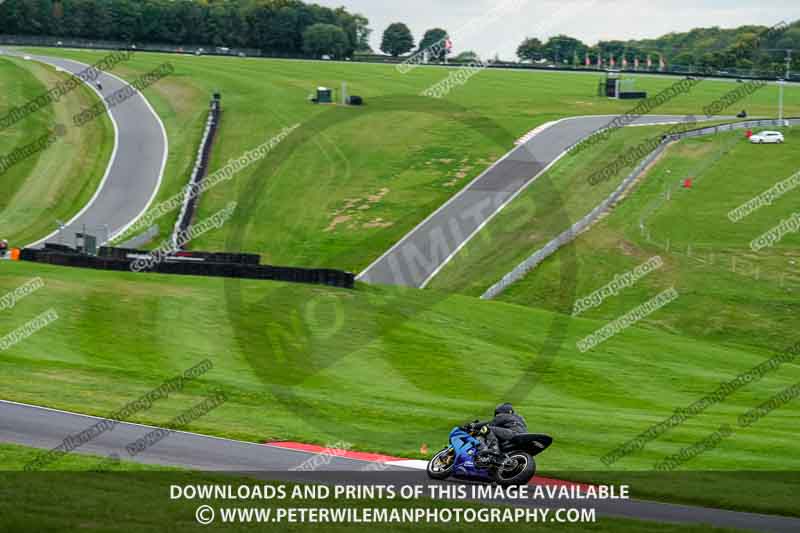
[367,188,389,203]
[363,218,393,229]
[325,215,352,232]
[443,159,478,187]
[326,188,392,232]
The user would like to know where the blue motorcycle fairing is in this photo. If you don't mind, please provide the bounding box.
[447,426,493,480]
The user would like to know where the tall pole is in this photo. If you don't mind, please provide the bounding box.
[767,49,793,124]
[784,51,791,124]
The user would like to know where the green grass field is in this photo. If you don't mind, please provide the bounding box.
[427,123,690,296]
[0,55,113,247]
[19,48,799,272]
[2,49,799,519]
[1,259,799,514]
[0,444,743,533]
[491,128,800,356]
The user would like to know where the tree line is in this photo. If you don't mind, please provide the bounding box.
[516,21,800,74]
[0,0,371,57]
[379,20,800,76]
[2,1,798,72]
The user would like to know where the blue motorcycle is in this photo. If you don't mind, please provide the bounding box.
[427,425,553,486]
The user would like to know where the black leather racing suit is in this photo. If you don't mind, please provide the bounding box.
[473,412,528,458]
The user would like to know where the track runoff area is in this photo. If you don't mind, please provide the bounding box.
[2,14,799,533]
[4,399,799,531]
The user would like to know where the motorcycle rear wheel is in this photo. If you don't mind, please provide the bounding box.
[427,447,455,480]
[496,452,535,486]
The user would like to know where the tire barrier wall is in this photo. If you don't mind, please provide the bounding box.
[20,247,355,289]
[171,97,221,249]
[480,117,800,300]
[97,246,261,266]
[42,243,79,254]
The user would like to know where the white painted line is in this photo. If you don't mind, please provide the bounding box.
[0,398,423,470]
[360,113,715,286]
[515,121,559,145]
[22,55,121,249]
[92,67,169,243]
[387,459,428,470]
[421,124,575,288]
[19,53,168,247]
[0,398,255,447]
[420,115,731,288]
[357,119,565,282]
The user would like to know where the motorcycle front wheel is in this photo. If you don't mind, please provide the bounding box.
[427,447,455,480]
[496,452,535,486]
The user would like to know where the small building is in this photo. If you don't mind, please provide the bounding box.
[317,87,333,104]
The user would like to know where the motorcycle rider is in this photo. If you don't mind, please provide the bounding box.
[465,403,528,464]
[0,239,8,258]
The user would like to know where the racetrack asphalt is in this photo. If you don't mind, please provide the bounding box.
[0,52,792,529]
[0,48,167,249]
[2,399,799,532]
[358,114,731,288]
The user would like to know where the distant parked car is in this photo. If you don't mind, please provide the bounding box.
[750,131,785,144]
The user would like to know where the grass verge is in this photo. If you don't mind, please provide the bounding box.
[0,55,112,247]
[0,261,798,514]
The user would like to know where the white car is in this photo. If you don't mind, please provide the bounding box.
[750,131,785,144]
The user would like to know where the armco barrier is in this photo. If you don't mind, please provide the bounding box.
[668,117,800,139]
[171,97,222,249]
[481,117,798,299]
[21,248,354,289]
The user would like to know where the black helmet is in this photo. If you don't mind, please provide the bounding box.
[495,403,514,415]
